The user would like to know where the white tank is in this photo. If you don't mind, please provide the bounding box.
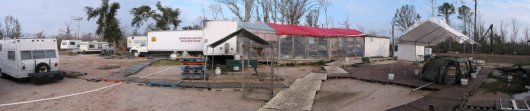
[234,55,240,60]
[461,79,468,85]
[388,73,394,80]
[169,52,178,60]
[215,67,221,75]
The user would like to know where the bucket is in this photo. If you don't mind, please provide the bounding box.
[345,57,350,62]
[388,73,395,80]
[414,70,420,76]
[215,67,221,75]
[461,79,468,85]
[169,53,178,60]
[233,66,240,71]
[471,73,477,78]
[234,55,241,60]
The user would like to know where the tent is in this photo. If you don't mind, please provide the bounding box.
[399,17,477,46]
[396,17,477,61]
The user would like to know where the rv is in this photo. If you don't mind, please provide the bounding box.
[60,40,82,49]
[0,39,63,83]
[79,41,112,53]
[129,30,203,56]
[60,40,82,53]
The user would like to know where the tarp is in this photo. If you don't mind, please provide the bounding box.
[399,17,477,46]
[267,23,364,37]
[209,28,270,47]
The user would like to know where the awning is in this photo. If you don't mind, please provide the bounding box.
[398,17,477,46]
[209,29,270,47]
[267,23,364,37]
[238,23,276,32]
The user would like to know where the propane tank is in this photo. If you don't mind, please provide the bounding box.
[215,67,221,75]
[169,52,178,60]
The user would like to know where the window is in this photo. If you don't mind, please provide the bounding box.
[8,51,15,60]
[62,42,67,45]
[0,44,2,51]
[21,51,32,60]
[32,50,45,59]
[89,44,95,48]
[45,50,56,58]
[69,42,76,45]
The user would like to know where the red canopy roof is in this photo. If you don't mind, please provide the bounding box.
[267,23,364,37]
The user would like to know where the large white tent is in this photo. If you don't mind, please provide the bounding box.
[396,17,477,61]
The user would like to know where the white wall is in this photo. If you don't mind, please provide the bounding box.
[203,21,238,55]
[364,37,390,57]
[396,44,425,61]
[126,36,147,48]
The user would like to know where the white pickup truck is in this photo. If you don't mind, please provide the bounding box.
[0,39,63,83]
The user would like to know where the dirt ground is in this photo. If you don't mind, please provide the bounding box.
[0,54,435,111]
[0,54,265,111]
[60,54,146,77]
[312,79,430,111]
[435,53,530,65]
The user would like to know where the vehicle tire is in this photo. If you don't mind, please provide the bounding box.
[132,50,139,57]
[35,63,51,73]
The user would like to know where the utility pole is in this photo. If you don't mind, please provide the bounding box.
[390,21,396,58]
[74,17,83,39]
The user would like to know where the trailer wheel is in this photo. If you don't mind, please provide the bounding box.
[35,63,51,73]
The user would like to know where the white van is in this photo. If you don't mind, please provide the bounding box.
[79,41,112,53]
[0,39,63,83]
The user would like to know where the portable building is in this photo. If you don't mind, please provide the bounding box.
[79,41,112,53]
[364,36,390,57]
[60,40,82,50]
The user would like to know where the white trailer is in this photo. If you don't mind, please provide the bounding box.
[0,39,63,83]
[79,41,112,53]
[60,40,82,49]
[126,36,147,49]
[60,40,82,53]
[130,30,203,56]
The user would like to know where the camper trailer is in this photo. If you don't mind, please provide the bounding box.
[60,40,82,53]
[60,40,82,49]
[79,41,112,53]
[0,39,63,83]
[129,30,203,56]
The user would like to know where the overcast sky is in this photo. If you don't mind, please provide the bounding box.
[0,0,529,39]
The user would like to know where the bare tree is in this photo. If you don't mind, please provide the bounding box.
[305,9,319,27]
[274,0,316,24]
[257,0,272,23]
[59,22,73,40]
[35,31,46,38]
[209,3,224,20]
[524,27,530,47]
[219,0,255,22]
[318,0,329,27]
[526,27,529,46]
[3,16,22,39]
[339,15,351,29]
[393,5,421,33]
[244,0,255,22]
[511,18,520,43]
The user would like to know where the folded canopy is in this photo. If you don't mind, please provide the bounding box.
[267,23,364,37]
[399,17,477,46]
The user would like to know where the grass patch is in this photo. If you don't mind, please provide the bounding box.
[151,60,181,66]
[480,74,528,94]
